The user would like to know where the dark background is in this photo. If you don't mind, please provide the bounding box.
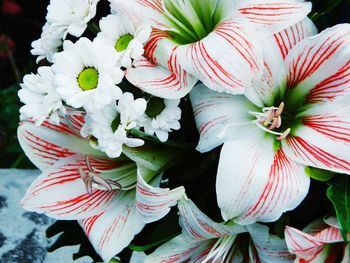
[0,0,349,168]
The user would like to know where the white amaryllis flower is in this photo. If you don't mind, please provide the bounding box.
[96,14,151,68]
[285,218,350,262]
[31,22,65,63]
[82,93,147,158]
[191,22,350,224]
[46,0,99,38]
[139,98,181,142]
[17,111,185,263]
[111,0,311,99]
[53,38,124,113]
[18,66,65,126]
[146,197,294,262]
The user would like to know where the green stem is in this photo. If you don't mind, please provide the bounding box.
[88,22,100,34]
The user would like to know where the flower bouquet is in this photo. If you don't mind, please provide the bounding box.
[17,0,350,262]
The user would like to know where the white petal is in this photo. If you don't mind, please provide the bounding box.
[21,155,119,220]
[247,224,294,263]
[18,117,103,170]
[285,224,344,261]
[217,130,310,224]
[281,24,350,107]
[176,18,262,95]
[237,0,312,37]
[80,191,145,262]
[283,108,350,175]
[136,169,185,223]
[247,18,317,106]
[145,234,209,263]
[190,84,257,153]
[178,197,246,240]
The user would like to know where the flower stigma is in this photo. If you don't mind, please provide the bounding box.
[249,102,291,141]
[79,156,122,195]
[115,34,134,52]
[77,67,99,91]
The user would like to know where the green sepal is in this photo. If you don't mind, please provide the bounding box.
[305,167,336,182]
[122,142,184,172]
[326,175,350,241]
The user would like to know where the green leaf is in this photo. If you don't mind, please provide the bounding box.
[310,0,343,21]
[122,142,186,172]
[305,166,336,182]
[326,175,350,241]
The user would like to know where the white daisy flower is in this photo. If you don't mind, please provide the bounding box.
[139,98,181,142]
[53,38,124,113]
[82,93,147,158]
[46,0,100,38]
[18,66,65,126]
[31,22,64,63]
[96,14,151,68]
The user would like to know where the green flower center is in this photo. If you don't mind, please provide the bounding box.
[115,34,134,52]
[163,0,224,44]
[77,67,99,91]
[146,97,166,118]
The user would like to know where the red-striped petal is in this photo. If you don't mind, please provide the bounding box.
[135,167,185,223]
[126,30,197,99]
[217,130,310,224]
[248,18,317,106]
[145,234,209,263]
[285,224,344,262]
[178,197,246,240]
[283,112,350,175]
[247,224,294,262]
[190,84,258,153]
[176,18,263,95]
[281,24,350,103]
[18,119,103,171]
[80,192,145,262]
[21,155,120,220]
[238,0,312,35]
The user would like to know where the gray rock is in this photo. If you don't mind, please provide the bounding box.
[0,169,91,263]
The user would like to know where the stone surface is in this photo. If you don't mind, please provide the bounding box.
[0,169,91,263]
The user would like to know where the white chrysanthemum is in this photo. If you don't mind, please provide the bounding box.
[81,93,147,158]
[53,38,124,113]
[18,66,65,126]
[31,23,64,63]
[47,0,99,38]
[139,98,181,142]
[96,14,151,68]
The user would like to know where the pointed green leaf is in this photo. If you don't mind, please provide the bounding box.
[326,175,350,241]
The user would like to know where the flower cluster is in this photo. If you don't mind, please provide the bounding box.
[18,0,350,262]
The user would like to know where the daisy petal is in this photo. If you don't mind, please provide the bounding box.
[80,192,145,263]
[237,0,312,36]
[21,155,119,220]
[217,131,310,224]
[176,18,262,95]
[18,119,103,170]
[135,168,185,223]
[178,197,246,240]
[247,224,294,262]
[190,84,257,153]
[285,225,343,261]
